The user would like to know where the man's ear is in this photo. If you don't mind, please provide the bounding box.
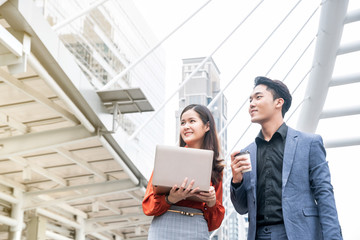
[276,98,284,109]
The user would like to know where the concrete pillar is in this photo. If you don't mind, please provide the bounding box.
[26,215,46,240]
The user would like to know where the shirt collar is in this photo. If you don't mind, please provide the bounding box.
[256,122,288,143]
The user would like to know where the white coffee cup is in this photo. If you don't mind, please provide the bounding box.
[236,151,251,173]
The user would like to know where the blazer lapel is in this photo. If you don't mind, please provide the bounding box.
[247,143,257,200]
[282,127,298,193]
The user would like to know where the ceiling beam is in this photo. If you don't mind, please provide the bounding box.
[24,178,138,197]
[0,174,25,191]
[0,125,96,158]
[37,208,81,229]
[0,111,28,133]
[27,53,95,133]
[87,232,112,240]
[0,214,18,227]
[0,191,19,204]
[8,155,67,186]
[55,147,107,180]
[23,179,139,209]
[46,222,73,237]
[0,24,22,57]
[86,213,147,224]
[99,137,139,185]
[0,68,80,125]
[45,231,73,240]
[86,219,151,234]
[125,192,142,204]
[97,199,121,215]
[39,195,87,219]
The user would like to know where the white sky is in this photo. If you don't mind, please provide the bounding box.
[132,0,360,239]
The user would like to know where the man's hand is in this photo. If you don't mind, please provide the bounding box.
[231,151,251,184]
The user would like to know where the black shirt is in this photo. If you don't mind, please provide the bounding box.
[255,123,288,226]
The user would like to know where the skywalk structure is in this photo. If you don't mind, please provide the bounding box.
[0,0,165,239]
[0,0,359,239]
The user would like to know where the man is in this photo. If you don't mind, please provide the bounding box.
[230,76,342,240]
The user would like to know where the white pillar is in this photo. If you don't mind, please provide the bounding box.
[297,0,349,133]
[9,189,24,240]
[75,216,86,240]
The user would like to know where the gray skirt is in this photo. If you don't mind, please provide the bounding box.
[148,205,209,240]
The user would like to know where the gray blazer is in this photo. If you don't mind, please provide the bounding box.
[230,127,342,240]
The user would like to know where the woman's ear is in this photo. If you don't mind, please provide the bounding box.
[205,121,210,132]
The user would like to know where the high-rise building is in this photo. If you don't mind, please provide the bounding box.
[176,57,226,145]
[175,57,247,239]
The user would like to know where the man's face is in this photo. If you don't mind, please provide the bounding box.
[248,84,280,124]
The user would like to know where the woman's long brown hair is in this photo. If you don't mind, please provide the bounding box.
[179,104,224,185]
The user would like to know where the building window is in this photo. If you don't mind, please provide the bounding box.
[188,95,202,104]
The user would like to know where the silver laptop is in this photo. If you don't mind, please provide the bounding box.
[152,145,214,195]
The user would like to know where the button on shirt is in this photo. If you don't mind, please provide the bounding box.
[255,123,288,226]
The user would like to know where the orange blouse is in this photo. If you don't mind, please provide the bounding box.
[142,172,225,231]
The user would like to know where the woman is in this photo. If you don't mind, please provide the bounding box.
[142,104,225,239]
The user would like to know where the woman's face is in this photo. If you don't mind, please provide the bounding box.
[180,109,209,149]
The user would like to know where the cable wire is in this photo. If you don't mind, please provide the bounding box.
[218,0,319,138]
[101,0,213,90]
[207,0,303,109]
[129,0,265,140]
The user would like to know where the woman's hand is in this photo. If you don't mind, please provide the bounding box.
[195,186,216,207]
[167,177,199,204]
